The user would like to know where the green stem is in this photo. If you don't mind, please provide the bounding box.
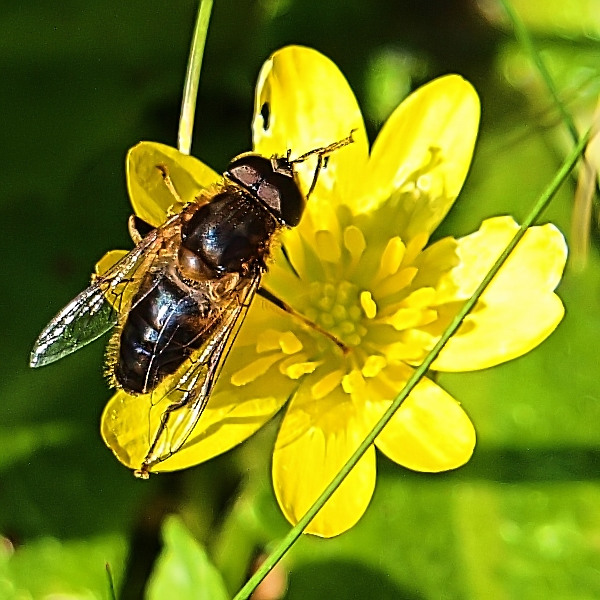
[178,0,213,155]
[233,130,590,600]
[499,0,578,143]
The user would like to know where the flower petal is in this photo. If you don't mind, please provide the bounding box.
[101,383,291,472]
[252,45,369,212]
[373,367,476,472]
[262,244,309,300]
[95,249,128,276]
[433,216,567,371]
[94,249,136,311]
[359,75,480,239]
[127,142,220,227]
[101,389,161,470]
[273,384,376,537]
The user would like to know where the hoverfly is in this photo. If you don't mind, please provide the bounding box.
[30,134,353,477]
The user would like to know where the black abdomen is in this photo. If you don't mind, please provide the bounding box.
[115,273,210,394]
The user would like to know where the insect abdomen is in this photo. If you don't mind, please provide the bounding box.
[114,273,209,394]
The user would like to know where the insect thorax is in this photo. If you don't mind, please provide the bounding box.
[179,187,279,280]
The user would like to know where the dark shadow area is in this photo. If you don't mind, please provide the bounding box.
[285,559,425,600]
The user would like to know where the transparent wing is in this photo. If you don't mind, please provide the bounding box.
[30,214,181,368]
[137,274,262,475]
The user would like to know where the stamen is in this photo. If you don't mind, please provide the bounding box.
[311,369,344,399]
[375,267,419,299]
[360,291,377,319]
[279,331,303,354]
[403,232,429,266]
[387,307,437,330]
[378,341,417,362]
[282,359,320,379]
[362,355,387,378]
[231,354,281,386]
[343,225,366,268]
[378,237,405,279]
[341,369,366,395]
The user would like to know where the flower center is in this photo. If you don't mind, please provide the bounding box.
[303,280,367,348]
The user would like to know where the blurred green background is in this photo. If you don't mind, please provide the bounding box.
[3,0,600,598]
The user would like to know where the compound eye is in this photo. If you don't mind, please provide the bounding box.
[226,154,306,227]
[227,162,262,188]
[266,174,305,226]
[257,181,282,215]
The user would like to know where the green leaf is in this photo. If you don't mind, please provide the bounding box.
[0,533,126,599]
[146,516,229,600]
[0,423,78,471]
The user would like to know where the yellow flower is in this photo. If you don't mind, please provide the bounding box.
[100,46,567,537]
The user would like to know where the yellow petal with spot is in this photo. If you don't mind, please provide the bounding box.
[127,142,220,227]
[252,45,369,214]
[101,390,151,469]
[433,217,567,371]
[161,365,296,472]
[359,75,480,240]
[273,384,376,537]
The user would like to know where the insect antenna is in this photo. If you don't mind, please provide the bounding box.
[291,129,356,199]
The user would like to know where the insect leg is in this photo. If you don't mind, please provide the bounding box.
[304,153,323,200]
[257,288,349,354]
[155,164,185,205]
[134,384,209,479]
[128,214,156,244]
[134,394,200,479]
[134,320,235,478]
